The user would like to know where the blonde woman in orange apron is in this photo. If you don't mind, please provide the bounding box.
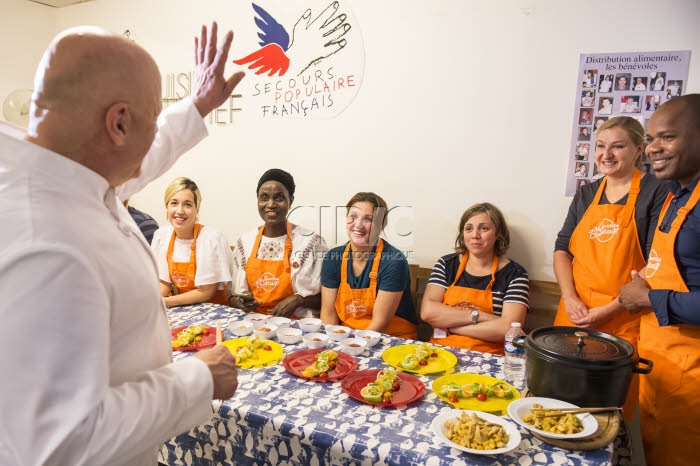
[421,203,529,355]
[320,192,417,339]
[229,169,327,317]
[619,96,700,466]
[151,177,232,307]
[553,117,667,423]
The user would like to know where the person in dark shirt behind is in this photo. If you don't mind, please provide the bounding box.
[123,199,159,244]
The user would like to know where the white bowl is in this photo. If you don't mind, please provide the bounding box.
[252,323,278,340]
[229,320,254,337]
[431,409,521,455]
[298,317,323,333]
[277,327,303,344]
[326,324,352,341]
[339,337,367,356]
[302,332,329,349]
[354,329,381,347]
[507,397,599,439]
[268,316,292,328]
[243,313,268,324]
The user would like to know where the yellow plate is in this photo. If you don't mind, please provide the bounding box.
[222,338,284,368]
[382,344,457,375]
[432,373,521,414]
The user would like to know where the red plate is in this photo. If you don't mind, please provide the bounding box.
[171,325,218,351]
[341,369,426,407]
[283,349,358,382]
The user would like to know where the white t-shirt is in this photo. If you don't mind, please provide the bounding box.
[231,224,327,297]
[152,224,232,290]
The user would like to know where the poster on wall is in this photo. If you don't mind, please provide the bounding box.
[565,50,691,196]
[162,0,365,123]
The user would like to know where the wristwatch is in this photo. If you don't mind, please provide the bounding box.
[470,309,479,325]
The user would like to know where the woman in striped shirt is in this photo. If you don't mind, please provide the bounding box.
[421,203,529,354]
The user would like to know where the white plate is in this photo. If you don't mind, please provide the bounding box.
[507,397,599,439]
[430,409,521,455]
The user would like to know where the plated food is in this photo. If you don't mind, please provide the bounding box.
[430,409,521,455]
[300,349,339,378]
[432,374,520,414]
[507,397,598,439]
[341,369,425,407]
[283,348,358,382]
[171,325,218,351]
[382,344,457,375]
[221,337,284,368]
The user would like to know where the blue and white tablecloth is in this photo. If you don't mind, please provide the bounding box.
[160,304,630,466]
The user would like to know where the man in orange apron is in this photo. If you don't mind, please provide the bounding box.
[619,95,700,466]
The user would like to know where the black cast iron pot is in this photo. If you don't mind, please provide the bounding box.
[513,326,653,407]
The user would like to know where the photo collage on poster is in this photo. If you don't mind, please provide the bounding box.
[566,50,691,196]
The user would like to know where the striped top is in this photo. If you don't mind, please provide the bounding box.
[427,253,529,315]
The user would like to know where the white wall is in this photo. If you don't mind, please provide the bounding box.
[2,0,699,280]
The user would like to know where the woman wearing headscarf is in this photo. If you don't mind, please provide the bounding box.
[151,177,232,307]
[229,169,328,317]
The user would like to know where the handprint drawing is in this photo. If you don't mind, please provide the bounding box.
[234,1,351,77]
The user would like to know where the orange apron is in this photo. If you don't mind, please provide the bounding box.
[639,181,700,466]
[335,239,417,339]
[553,170,644,422]
[245,222,295,315]
[430,254,503,354]
[166,223,228,305]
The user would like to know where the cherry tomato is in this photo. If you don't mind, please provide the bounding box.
[476,392,487,402]
[419,359,428,366]
[236,347,243,351]
[382,397,392,404]
[329,361,337,369]
[431,352,439,358]
[393,381,401,391]
[263,345,272,351]
[448,396,458,403]
[318,372,328,379]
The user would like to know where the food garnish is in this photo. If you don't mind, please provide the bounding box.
[398,343,438,370]
[172,324,207,348]
[444,412,510,450]
[522,403,584,434]
[437,381,514,403]
[233,336,268,364]
[360,368,401,404]
[301,350,339,378]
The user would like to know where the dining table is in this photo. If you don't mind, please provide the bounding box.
[159,303,632,466]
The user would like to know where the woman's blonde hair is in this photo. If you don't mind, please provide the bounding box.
[164,177,202,209]
[596,116,645,166]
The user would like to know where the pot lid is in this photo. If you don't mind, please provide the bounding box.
[528,327,635,365]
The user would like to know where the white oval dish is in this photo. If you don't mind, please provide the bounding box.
[430,409,521,455]
[298,317,323,333]
[252,323,278,340]
[302,332,329,349]
[507,397,599,439]
[326,324,352,341]
[228,320,254,337]
[339,337,367,356]
[277,327,303,344]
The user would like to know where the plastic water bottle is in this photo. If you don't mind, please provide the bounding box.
[504,322,526,384]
